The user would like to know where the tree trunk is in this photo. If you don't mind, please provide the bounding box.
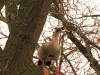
[1,0,53,75]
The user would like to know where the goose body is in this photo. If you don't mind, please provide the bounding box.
[38,39,61,62]
[37,27,69,75]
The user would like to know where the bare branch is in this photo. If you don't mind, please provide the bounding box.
[50,12,100,74]
[63,54,77,75]
[74,14,100,19]
[0,31,8,38]
[50,12,100,50]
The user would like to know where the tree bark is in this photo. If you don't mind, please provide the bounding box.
[1,0,53,75]
[0,0,9,11]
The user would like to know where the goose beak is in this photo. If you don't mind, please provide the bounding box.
[65,29,70,33]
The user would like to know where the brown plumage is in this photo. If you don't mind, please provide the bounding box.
[37,27,69,75]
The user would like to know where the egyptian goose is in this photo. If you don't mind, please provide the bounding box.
[37,26,69,75]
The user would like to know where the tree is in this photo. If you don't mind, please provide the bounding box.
[0,0,100,75]
[0,0,53,75]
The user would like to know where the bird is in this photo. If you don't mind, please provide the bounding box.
[37,26,70,75]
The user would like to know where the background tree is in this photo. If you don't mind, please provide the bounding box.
[0,0,53,75]
[0,0,100,75]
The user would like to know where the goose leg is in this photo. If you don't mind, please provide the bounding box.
[54,61,60,75]
[42,61,50,75]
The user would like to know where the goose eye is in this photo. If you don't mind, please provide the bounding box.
[61,27,65,30]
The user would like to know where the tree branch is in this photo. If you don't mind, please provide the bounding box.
[63,53,77,75]
[74,14,100,19]
[50,12,100,50]
[50,12,100,74]
[2,0,53,75]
